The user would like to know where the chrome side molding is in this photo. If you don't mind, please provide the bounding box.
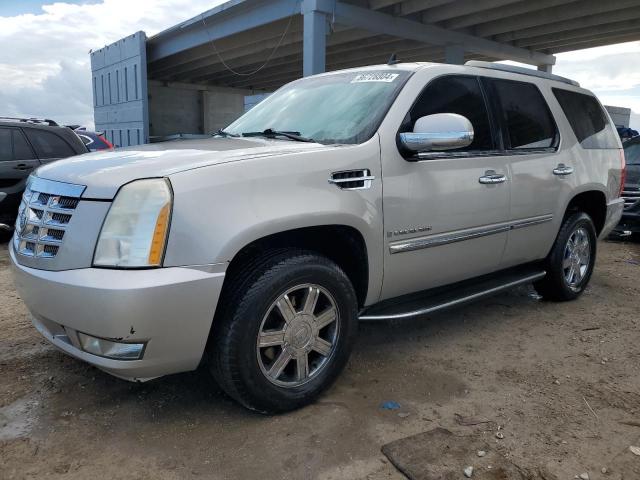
[389,214,553,254]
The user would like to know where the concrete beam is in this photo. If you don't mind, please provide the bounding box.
[302,0,328,76]
[421,0,523,24]
[534,29,640,51]
[328,1,555,66]
[147,0,300,62]
[443,0,577,31]
[474,0,640,37]
[444,45,464,64]
[516,20,640,48]
[548,31,640,53]
[149,18,303,74]
[199,36,419,84]
[493,6,640,43]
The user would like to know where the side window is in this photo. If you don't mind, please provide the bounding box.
[552,88,619,149]
[24,129,75,159]
[13,130,35,160]
[405,75,494,151]
[0,128,12,161]
[490,79,558,150]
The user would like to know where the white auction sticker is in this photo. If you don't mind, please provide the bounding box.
[351,72,400,83]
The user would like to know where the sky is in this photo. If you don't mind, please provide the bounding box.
[0,0,638,130]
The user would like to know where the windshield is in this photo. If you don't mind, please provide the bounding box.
[225,70,412,144]
[624,139,640,165]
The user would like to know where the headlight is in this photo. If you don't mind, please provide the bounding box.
[93,178,172,268]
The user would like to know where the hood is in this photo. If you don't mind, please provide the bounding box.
[35,137,328,199]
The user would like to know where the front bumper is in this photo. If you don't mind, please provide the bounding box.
[10,245,226,381]
[600,198,625,239]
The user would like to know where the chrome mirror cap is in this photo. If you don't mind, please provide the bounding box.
[399,113,474,153]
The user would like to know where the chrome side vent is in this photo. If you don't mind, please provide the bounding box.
[14,177,84,259]
[328,169,375,190]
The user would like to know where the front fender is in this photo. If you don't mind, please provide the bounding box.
[164,138,384,305]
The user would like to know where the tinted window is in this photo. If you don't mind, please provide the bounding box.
[491,79,557,149]
[406,75,494,151]
[13,130,35,160]
[24,129,75,159]
[553,88,618,149]
[0,128,11,161]
[624,140,640,165]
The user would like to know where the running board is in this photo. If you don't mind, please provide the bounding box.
[359,266,546,321]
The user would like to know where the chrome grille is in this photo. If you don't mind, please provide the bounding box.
[13,177,84,259]
[622,189,640,210]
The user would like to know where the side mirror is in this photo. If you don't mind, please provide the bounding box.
[399,113,474,153]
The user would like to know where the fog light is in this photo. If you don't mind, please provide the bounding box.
[77,332,145,360]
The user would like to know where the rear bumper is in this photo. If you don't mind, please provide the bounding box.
[10,245,226,381]
[600,198,625,239]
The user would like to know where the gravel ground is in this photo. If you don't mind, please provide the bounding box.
[1,239,639,480]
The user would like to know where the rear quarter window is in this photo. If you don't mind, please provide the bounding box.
[552,88,619,149]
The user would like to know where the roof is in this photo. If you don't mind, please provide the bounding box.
[146,0,640,91]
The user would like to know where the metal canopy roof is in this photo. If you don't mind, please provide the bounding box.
[146,0,640,91]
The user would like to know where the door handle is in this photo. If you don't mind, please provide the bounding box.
[553,164,574,176]
[479,171,507,184]
[13,163,33,171]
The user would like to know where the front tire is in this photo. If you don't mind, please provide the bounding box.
[534,212,597,301]
[209,250,358,413]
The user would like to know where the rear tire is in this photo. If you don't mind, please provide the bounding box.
[209,250,358,413]
[534,212,597,301]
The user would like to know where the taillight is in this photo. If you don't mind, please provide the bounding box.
[98,135,114,150]
[619,148,626,197]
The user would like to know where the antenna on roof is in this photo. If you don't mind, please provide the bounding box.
[387,53,400,65]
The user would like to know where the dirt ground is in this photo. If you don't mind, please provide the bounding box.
[1,238,639,480]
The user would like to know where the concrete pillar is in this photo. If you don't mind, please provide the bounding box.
[538,64,553,73]
[303,0,327,76]
[444,45,465,65]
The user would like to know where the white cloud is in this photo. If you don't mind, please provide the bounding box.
[0,0,225,127]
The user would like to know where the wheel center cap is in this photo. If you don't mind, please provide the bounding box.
[286,315,315,349]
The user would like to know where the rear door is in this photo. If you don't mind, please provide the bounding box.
[0,127,39,220]
[23,128,79,165]
[484,78,568,266]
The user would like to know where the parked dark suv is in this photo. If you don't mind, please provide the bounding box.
[615,135,640,237]
[0,118,87,233]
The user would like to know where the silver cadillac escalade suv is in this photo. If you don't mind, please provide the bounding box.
[10,61,626,413]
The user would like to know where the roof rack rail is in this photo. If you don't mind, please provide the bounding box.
[464,61,580,87]
[0,116,59,126]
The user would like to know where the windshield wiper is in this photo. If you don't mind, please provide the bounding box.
[241,128,315,143]
[214,129,239,137]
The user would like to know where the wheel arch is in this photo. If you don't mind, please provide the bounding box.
[564,189,607,235]
[223,225,371,309]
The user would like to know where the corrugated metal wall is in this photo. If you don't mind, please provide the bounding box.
[90,32,149,147]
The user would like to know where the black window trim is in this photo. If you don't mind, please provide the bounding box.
[397,74,561,161]
[398,73,506,161]
[484,77,560,154]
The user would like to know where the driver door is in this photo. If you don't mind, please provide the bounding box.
[380,75,511,300]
